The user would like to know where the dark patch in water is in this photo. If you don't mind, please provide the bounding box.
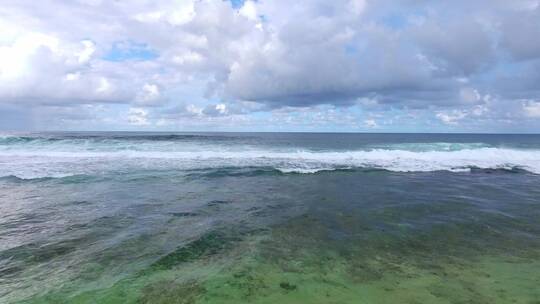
[279,282,297,291]
[469,167,530,174]
[57,174,100,184]
[139,280,205,304]
[0,240,78,264]
[184,167,282,180]
[63,200,93,206]
[0,213,46,229]
[67,215,133,231]
[0,175,54,183]
[0,264,24,278]
[207,200,232,207]
[170,212,199,217]
[149,231,237,271]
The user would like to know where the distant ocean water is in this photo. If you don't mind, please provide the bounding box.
[1,132,540,303]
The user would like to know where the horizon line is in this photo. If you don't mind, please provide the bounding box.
[3,130,540,135]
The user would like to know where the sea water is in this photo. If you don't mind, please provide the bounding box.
[1,132,539,303]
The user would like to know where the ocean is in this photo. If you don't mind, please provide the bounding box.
[1,132,539,303]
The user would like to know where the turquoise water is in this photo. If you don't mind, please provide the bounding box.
[1,133,540,303]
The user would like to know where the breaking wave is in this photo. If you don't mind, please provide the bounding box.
[1,147,539,179]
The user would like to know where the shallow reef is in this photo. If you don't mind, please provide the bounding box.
[22,210,540,304]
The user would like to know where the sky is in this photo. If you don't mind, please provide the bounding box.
[1,0,540,132]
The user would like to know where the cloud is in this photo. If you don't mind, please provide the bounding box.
[364,119,378,128]
[203,103,228,116]
[436,111,468,125]
[135,83,161,106]
[523,100,540,118]
[127,107,150,126]
[499,6,540,61]
[0,0,539,131]
[239,0,258,21]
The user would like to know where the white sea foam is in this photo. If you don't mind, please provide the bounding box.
[1,146,539,179]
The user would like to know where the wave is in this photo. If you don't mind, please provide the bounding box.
[371,142,491,152]
[0,135,502,150]
[1,147,539,180]
[0,134,235,145]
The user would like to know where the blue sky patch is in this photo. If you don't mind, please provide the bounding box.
[103,41,158,62]
[228,0,246,9]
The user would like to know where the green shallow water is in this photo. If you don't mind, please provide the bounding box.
[2,153,540,304]
[17,171,540,304]
[22,224,540,304]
